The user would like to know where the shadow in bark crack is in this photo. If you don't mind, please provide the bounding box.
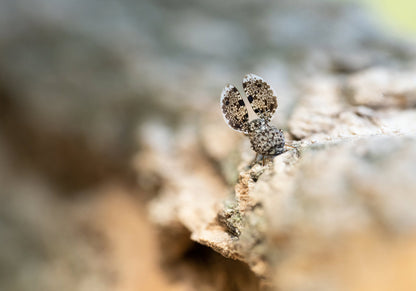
[161,241,262,291]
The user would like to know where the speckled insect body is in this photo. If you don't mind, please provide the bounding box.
[248,119,285,156]
[221,74,285,161]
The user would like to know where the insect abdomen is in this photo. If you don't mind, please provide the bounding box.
[248,119,285,156]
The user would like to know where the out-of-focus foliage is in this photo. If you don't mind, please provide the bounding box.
[361,0,416,35]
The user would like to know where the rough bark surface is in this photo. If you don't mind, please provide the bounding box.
[138,10,416,291]
[143,74,416,290]
[2,0,416,290]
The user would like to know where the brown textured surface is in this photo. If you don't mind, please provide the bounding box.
[143,61,416,291]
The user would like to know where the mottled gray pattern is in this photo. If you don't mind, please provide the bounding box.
[243,74,278,122]
[221,84,249,133]
[248,119,285,156]
[221,74,285,157]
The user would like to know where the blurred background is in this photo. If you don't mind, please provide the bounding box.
[364,0,416,35]
[0,0,415,290]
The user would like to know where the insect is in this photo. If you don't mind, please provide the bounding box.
[221,73,286,165]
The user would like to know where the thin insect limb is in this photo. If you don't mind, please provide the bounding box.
[285,144,296,149]
[249,153,260,168]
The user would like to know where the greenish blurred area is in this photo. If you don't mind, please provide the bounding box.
[361,0,416,35]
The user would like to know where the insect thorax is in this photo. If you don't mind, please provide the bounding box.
[247,119,285,156]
